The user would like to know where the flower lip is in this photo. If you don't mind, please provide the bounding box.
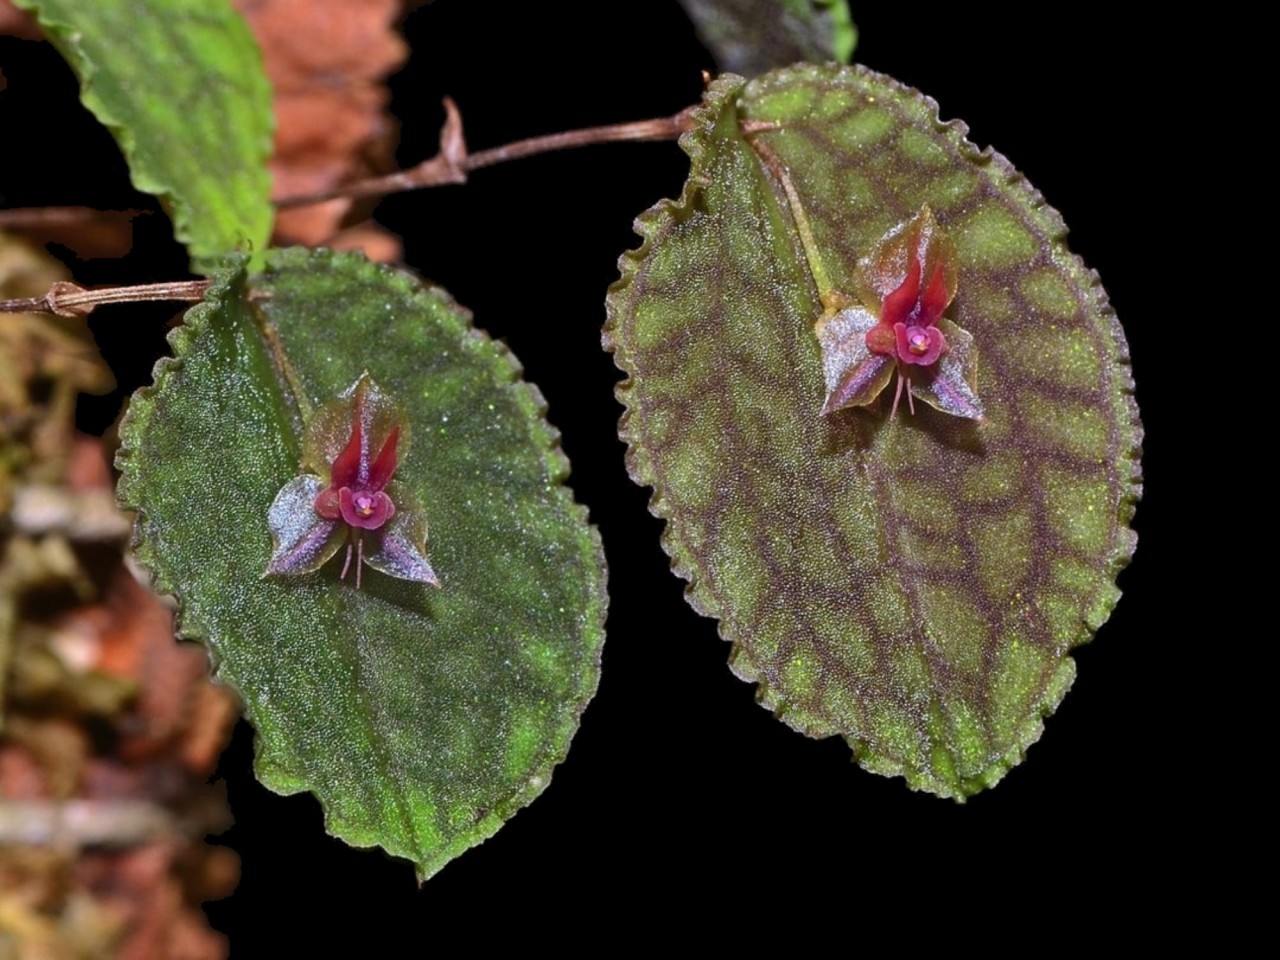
[895,321,946,366]
[339,487,395,530]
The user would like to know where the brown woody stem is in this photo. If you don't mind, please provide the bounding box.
[1,100,698,314]
[0,279,211,317]
[0,205,140,230]
[276,97,697,209]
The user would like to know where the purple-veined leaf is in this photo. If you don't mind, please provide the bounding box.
[605,67,1141,798]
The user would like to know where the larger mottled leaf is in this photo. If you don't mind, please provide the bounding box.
[14,0,273,269]
[117,249,606,878]
[605,67,1141,798]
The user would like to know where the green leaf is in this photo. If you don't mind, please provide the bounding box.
[605,67,1141,799]
[679,0,856,75]
[14,0,274,270]
[117,249,607,878]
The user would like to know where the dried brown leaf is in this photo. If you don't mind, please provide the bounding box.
[2,416,234,957]
[235,0,407,257]
[0,0,41,39]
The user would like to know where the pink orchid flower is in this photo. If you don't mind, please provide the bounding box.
[265,373,439,589]
[816,205,982,420]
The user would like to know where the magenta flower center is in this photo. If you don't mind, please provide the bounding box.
[906,327,931,355]
[336,486,394,530]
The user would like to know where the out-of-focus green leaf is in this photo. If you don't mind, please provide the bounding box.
[679,0,856,75]
[14,0,273,270]
[605,67,1141,799]
[118,249,607,878]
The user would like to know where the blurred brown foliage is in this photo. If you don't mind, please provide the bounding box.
[1,234,238,960]
[236,0,408,260]
[0,3,416,952]
[0,2,39,41]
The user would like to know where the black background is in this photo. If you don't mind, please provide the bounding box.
[2,1,1191,946]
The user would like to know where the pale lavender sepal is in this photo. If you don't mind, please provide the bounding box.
[363,481,440,586]
[910,318,984,421]
[265,474,345,576]
[817,306,895,414]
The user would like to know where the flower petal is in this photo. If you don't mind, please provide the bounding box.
[328,402,364,490]
[266,474,345,576]
[854,206,958,325]
[908,318,983,420]
[366,426,400,493]
[363,481,440,586]
[856,212,919,309]
[878,244,922,327]
[918,228,957,326]
[817,306,895,413]
[301,373,408,482]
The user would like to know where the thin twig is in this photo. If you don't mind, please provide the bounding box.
[1,101,699,315]
[0,279,211,317]
[0,205,140,230]
[277,97,697,209]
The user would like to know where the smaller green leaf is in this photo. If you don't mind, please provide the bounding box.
[14,0,274,270]
[679,0,856,75]
[118,250,607,879]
